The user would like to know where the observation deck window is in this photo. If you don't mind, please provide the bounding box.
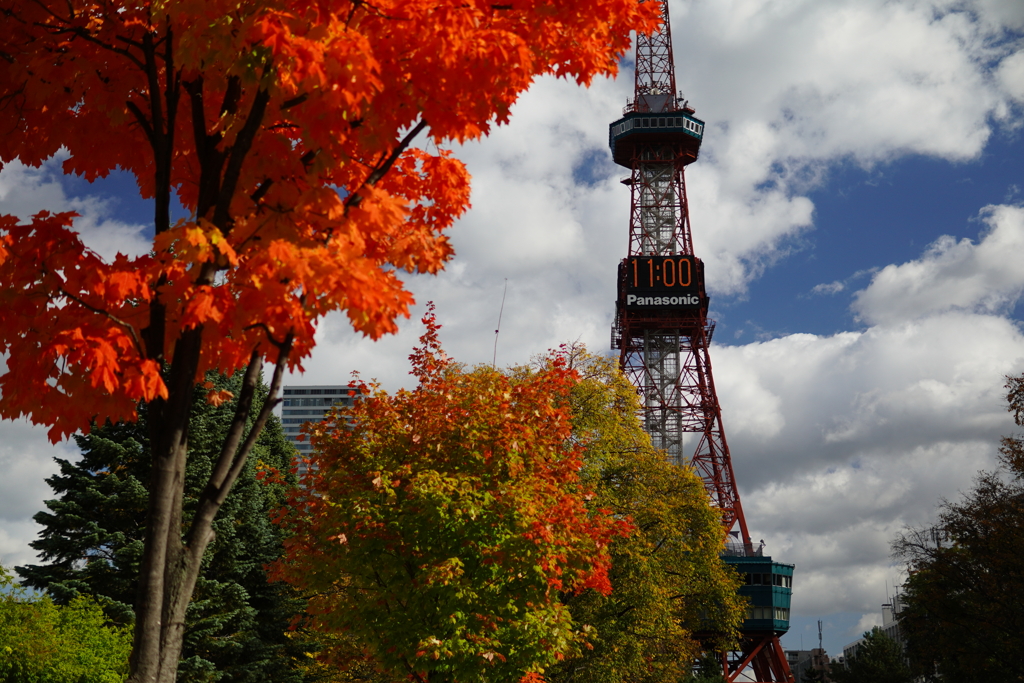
[746,606,791,621]
[742,572,792,588]
[612,116,702,136]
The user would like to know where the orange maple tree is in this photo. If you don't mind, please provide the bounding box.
[270,307,630,683]
[0,1,661,681]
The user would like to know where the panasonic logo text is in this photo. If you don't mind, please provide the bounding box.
[627,294,700,306]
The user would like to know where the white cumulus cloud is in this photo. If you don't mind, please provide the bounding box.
[853,204,1024,325]
[0,156,150,261]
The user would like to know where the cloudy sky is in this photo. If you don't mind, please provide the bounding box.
[3,0,1024,657]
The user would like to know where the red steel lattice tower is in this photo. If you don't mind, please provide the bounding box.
[608,3,794,681]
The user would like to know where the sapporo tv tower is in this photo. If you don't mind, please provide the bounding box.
[608,3,795,681]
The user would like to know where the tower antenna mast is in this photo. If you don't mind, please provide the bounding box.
[608,3,794,680]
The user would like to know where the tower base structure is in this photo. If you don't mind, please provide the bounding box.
[719,551,795,682]
[722,634,794,683]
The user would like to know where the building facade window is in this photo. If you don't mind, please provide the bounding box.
[278,385,359,465]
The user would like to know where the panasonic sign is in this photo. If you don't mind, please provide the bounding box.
[626,294,700,307]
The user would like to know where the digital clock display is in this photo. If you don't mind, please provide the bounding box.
[619,255,705,310]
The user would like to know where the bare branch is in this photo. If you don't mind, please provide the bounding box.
[280,93,307,110]
[366,118,428,187]
[250,179,273,203]
[55,25,148,70]
[205,348,262,496]
[125,100,156,148]
[242,321,290,347]
[218,75,242,117]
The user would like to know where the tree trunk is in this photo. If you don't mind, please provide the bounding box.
[125,21,282,680]
[128,316,290,682]
[129,321,203,682]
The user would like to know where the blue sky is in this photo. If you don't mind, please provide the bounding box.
[720,133,1024,341]
[720,128,1024,654]
[1,0,1024,661]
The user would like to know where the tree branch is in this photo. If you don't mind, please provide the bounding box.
[199,348,261,501]
[125,100,156,148]
[344,118,428,212]
[185,332,293,550]
[184,76,228,219]
[57,286,145,357]
[250,179,273,203]
[281,93,307,110]
[213,77,272,231]
[22,0,147,72]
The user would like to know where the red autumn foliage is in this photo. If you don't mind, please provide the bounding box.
[271,307,631,683]
[0,1,661,680]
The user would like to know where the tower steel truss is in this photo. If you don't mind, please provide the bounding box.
[608,3,794,681]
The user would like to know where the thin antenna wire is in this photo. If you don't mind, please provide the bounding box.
[493,279,508,368]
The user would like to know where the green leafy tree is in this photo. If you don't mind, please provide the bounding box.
[828,628,912,683]
[546,348,744,683]
[0,564,132,683]
[893,375,1024,683]
[270,310,629,683]
[17,373,310,683]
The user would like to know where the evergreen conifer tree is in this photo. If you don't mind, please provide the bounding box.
[18,373,310,683]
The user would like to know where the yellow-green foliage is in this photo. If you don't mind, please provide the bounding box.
[0,565,131,683]
[547,347,745,683]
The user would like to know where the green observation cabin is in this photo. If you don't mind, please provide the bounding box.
[608,106,705,168]
[723,546,794,635]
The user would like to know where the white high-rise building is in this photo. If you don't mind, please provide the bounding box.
[280,384,358,455]
[842,594,908,663]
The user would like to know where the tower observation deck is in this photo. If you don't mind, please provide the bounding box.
[609,3,794,681]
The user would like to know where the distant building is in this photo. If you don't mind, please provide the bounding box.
[842,594,908,663]
[785,648,830,681]
[279,384,358,456]
[879,596,906,649]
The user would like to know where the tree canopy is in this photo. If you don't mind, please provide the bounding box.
[0,565,133,683]
[547,349,744,683]
[892,373,1024,683]
[0,1,661,679]
[270,310,628,683]
[271,318,744,683]
[17,372,309,683]
[828,628,912,683]
[0,0,662,439]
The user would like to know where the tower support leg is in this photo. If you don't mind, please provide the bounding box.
[724,634,794,682]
